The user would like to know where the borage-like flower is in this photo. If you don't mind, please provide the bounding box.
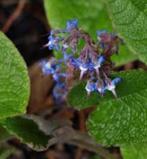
[85,80,96,95]
[41,58,59,75]
[41,19,122,103]
[105,77,122,97]
[66,19,78,32]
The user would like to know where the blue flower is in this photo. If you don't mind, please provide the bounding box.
[62,52,73,61]
[46,34,60,51]
[85,80,96,95]
[97,30,107,37]
[112,77,122,85]
[66,19,78,32]
[41,61,54,75]
[41,58,59,75]
[93,55,105,74]
[41,20,122,102]
[62,43,69,52]
[77,55,105,79]
[68,57,80,68]
[79,63,88,80]
[53,83,67,102]
[95,80,106,95]
[53,73,66,82]
[105,77,121,97]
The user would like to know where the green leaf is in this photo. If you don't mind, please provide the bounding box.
[121,144,147,159]
[0,32,30,119]
[44,0,136,66]
[86,70,147,146]
[69,70,141,109]
[44,0,112,36]
[0,117,51,151]
[68,81,99,110]
[105,0,147,64]
[112,44,136,66]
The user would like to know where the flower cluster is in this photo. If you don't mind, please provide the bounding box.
[41,19,122,102]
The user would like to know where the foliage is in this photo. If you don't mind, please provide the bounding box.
[0,32,30,119]
[105,0,147,64]
[44,0,147,158]
[68,70,147,146]
[44,0,137,66]
[0,0,147,159]
[121,144,147,159]
[0,116,51,151]
[86,70,147,145]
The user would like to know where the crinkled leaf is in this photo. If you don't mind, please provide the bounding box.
[121,144,147,159]
[44,0,136,65]
[86,70,147,145]
[105,0,147,64]
[25,115,65,135]
[0,117,51,151]
[0,32,30,119]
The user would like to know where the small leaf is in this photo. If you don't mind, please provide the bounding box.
[25,115,64,135]
[121,144,147,159]
[44,0,136,66]
[0,116,51,151]
[86,70,147,145]
[0,32,30,119]
[105,0,147,64]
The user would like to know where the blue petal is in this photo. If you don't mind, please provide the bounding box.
[66,19,78,32]
[112,77,122,85]
[40,61,52,75]
[96,30,107,36]
[53,73,66,82]
[52,83,67,102]
[86,81,96,92]
[98,55,105,65]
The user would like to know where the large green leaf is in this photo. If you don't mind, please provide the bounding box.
[105,0,147,64]
[121,144,147,159]
[86,70,147,145]
[0,117,51,151]
[44,0,136,65]
[0,32,30,119]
